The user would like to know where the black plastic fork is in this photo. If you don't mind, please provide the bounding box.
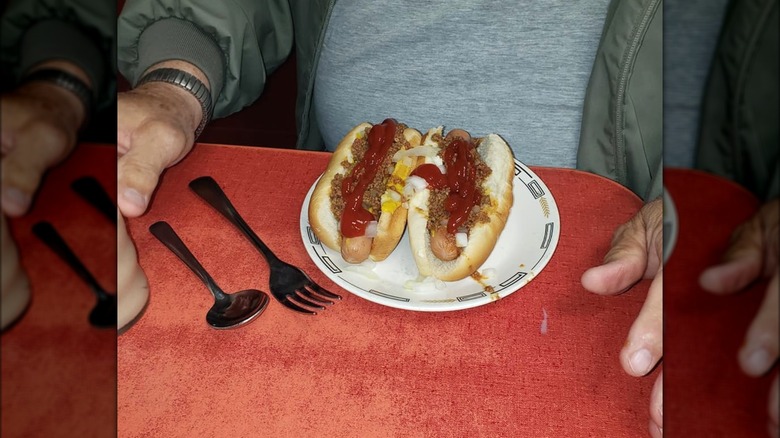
[188,176,341,314]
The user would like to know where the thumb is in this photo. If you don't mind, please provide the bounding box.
[582,200,661,295]
[1,124,73,216]
[117,211,149,331]
[117,121,190,217]
[699,200,777,294]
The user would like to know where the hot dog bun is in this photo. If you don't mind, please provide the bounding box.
[407,127,514,281]
[308,120,422,263]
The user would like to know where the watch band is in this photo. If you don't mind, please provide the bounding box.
[135,68,213,139]
[22,68,93,129]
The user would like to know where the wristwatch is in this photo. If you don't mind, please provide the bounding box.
[22,68,93,129]
[135,68,214,139]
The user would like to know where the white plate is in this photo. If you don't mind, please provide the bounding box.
[662,188,678,264]
[299,160,561,312]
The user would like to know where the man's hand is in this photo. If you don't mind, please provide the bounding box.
[699,198,779,437]
[116,61,209,331]
[117,211,149,331]
[1,61,89,216]
[1,214,30,330]
[117,60,208,217]
[581,198,664,437]
[1,61,89,329]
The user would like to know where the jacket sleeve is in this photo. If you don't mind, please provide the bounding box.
[0,0,116,111]
[576,0,663,202]
[695,0,779,202]
[117,0,294,119]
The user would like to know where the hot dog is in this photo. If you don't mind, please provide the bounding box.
[406,127,514,281]
[308,119,422,263]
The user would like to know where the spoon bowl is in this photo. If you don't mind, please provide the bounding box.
[207,288,269,329]
[89,293,118,328]
[149,221,269,329]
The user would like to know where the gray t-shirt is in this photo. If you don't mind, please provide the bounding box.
[664,0,731,168]
[313,0,610,168]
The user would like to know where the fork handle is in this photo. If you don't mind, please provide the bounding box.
[149,221,227,300]
[188,176,280,264]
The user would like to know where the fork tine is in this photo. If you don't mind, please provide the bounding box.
[280,297,317,315]
[307,282,341,300]
[298,287,334,305]
[291,293,326,310]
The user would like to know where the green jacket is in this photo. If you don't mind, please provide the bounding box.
[696,0,778,201]
[0,0,116,110]
[118,0,664,201]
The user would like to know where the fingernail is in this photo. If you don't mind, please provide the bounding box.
[121,188,147,213]
[742,348,772,376]
[1,187,31,216]
[629,349,653,375]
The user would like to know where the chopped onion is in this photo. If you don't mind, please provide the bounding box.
[455,232,468,248]
[365,221,378,238]
[405,175,428,193]
[432,156,446,173]
[387,190,401,202]
[392,145,438,161]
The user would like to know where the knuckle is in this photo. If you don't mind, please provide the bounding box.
[27,120,72,153]
[119,156,157,180]
[135,119,190,153]
[140,119,177,138]
[1,158,43,192]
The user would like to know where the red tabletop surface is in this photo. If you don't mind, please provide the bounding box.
[1,144,117,437]
[120,143,656,437]
[664,168,776,436]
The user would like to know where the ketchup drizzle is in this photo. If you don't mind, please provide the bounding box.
[340,118,398,238]
[410,137,481,234]
[411,164,447,189]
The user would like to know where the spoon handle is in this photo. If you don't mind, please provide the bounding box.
[188,176,280,264]
[149,221,226,299]
[71,176,117,224]
[32,221,107,298]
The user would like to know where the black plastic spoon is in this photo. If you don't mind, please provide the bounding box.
[149,221,269,329]
[32,222,116,328]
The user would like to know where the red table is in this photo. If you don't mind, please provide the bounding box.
[1,144,116,437]
[664,168,777,437]
[120,143,656,437]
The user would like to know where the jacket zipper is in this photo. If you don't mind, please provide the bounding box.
[614,0,659,185]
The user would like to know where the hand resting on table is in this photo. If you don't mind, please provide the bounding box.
[581,198,664,438]
[699,198,779,438]
[116,60,208,330]
[0,60,89,329]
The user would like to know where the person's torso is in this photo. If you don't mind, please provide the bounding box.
[663,0,731,168]
[313,0,610,168]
